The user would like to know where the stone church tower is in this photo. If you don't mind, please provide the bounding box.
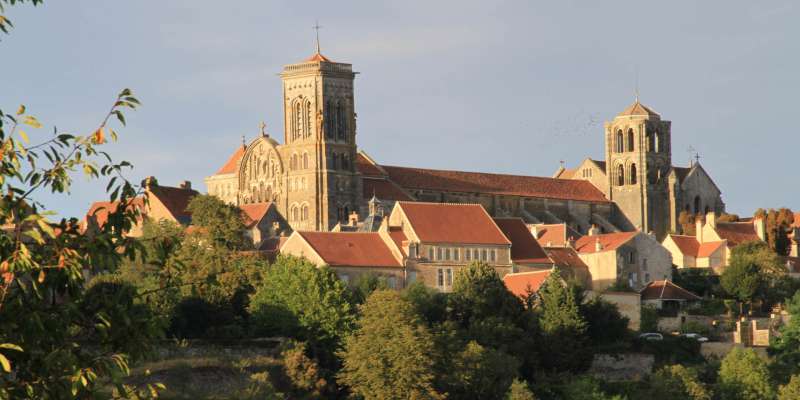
[279,50,362,231]
[605,100,672,238]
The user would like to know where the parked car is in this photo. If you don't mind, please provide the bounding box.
[681,333,709,342]
[638,333,663,341]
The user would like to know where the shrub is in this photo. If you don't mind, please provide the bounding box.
[281,341,328,397]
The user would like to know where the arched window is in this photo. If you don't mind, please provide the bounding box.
[304,100,312,138]
[630,163,637,185]
[303,153,309,169]
[693,196,701,214]
[336,102,346,140]
[293,100,302,141]
[617,164,625,186]
[291,154,298,170]
[302,204,309,221]
[616,130,624,153]
[291,205,299,221]
[627,129,635,152]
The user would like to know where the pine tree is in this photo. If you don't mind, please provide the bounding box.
[537,268,591,372]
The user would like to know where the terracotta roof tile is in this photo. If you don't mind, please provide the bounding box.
[617,100,660,118]
[148,185,198,224]
[532,223,582,247]
[640,280,701,301]
[544,247,589,270]
[362,178,413,201]
[305,52,332,62]
[355,153,386,177]
[398,202,511,245]
[297,231,402,268]
[503,270,552,299]
[669,235,725,258]
[240,202,272,228]
[85,197,146,230]
[574,231,638,254]
[715,221,761,247]
[494,218,551,264]
[381,165,610,203]
[558,168,577,179]
[216,145,246,175]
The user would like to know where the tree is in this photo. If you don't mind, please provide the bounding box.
[672,267,717,298]
[186,194,249,250]
[450,261,526,325]
[537,268,591,372]
[718,348,775,400]
[281,341,328,397]
[338,290,444,400]
[645,365,711,400]
[559,376,623,400]
[722,241,786,313]
[445,341,520,400]
[769,290,800,381]
[779,374,800,400]
[249,255,355,363]
[506,378,536,400]
[402,281,448,326]
[350,272,389,304]
[581,297,630,347]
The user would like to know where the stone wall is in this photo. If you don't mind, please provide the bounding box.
[598,292,641,331]
[589,353,654,382]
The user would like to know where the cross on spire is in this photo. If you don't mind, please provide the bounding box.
[313,20,322,54]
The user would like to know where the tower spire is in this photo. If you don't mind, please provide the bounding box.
[313,20,322,54]
[634,67,640,103]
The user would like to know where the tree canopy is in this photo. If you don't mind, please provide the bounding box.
[718,347,775,400]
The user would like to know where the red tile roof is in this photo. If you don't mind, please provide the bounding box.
[305,52,332,63]
[149,185,198,223]
[532,223,582,247]
[640,280,701,301]
[297,231,402,268]
[216,145,246,175]
[574,232,638,254]
[715,221,761,247]
[240,202,272,228]
[362,178,413,201]
[85,197,146,229]
[381,165,610,203]
[669,235,725,258]
[398,202,511,245]
[494,218,551,264]
[503,270,552,299]
[355,152,386,177]
[545,247,590,271]
[387,227,408,257]
[793,213,800,228]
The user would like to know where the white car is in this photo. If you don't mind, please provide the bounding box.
[682,333,709,342]
[638,333,663,341]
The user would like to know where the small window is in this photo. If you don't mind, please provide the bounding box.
[481,249,488,261]
[445,248,451,260]
[616,130,624,153]
[465,248,471,261]
[630,164,637,185]
[629,252,637,264]
[437,269,444,287]
[645,273,651,283]
[437,247,443,261]
[428,248,434,260]
[454,248,459,261]
[490,249,496,262]
[446,269,453,286]
[642,259,648,271]
[387,276,397,289]
[627,129,635,152]
[474,249,480,260]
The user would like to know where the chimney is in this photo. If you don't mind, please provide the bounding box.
[567,236,576,249]
[349,211,359,227]
[695,215,704,243]
[595,238,603,252]
[179,180,192,190]
[754,217,767,242]
[588,224,600,236]
[705,211,716,229]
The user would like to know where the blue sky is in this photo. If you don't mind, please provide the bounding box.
[2,1,798,218]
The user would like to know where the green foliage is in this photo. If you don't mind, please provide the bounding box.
[444,340,520,400]
[249,255,355,356]
[718,347,775,400]
[672,267,718,298]
[186,194,249,250]
[644,364,711,400]
[402,281,448,325]
[538,268,591,372]
[722,241,786,312]
[506,378,537,400]
[350,272,389,304]
[0,87,159,398]
[281,341,328,397]
[640,304,659,332]
[778,374,800,400]
[606,279,636,293]
[338,290,444,400]
[761,208,795,256]
[770,290,800,382]
[680,321,710,336]
[581,298,630,347]
[559,376,625,400]
[450,261,526,325]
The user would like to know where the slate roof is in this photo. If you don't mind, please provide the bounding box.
[494,218,551,264]
[296,231,402,268]
[398,202,511,245]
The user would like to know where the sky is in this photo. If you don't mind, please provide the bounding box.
[2,1,798,219]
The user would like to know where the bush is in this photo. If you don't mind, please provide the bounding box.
[686,299,726,316]
[680,321,710,336]
[640,305,659,332]
[281,341,328,397]
[169,297,237,339]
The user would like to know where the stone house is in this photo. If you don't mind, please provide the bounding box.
[662,212,765,274]
[573,231,672,291]
[640,279,701,310]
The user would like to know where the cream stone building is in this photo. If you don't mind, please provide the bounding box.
[205,48,725,245]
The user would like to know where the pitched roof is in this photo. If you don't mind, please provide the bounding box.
[85,197,146,230]
[617,100,660,118]
[673,166,691,182]
[148,185,198,225]
[362,178,414,201]
[355,152,386,177]
[715,221,761,247]
[296,231,402,268]
[240,202,272,228]
[590,159,607,171]
[574,231,638,254]
[640,280,701,301]
[305,52,332,63]
[216,145,246,175]
[545,247,590,271]
[494,218,551,264]
[668,235,725,258]
[397,202,511,245]
[556,168,577,179]
[503,270,552,299]
[532,223,582,247]
[387,227,408,257]
[381,165,610,203]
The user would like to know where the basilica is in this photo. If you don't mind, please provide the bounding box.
[204,49,724,241]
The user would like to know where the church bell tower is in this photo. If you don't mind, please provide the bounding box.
[604,99,672,238]
[279,42,361,231]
